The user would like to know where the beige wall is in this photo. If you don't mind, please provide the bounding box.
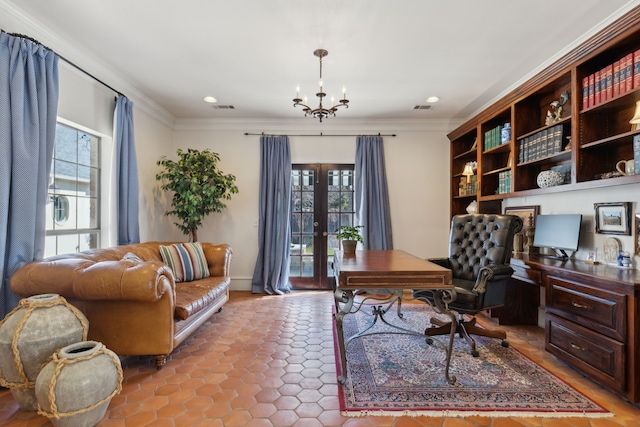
[169,120,452,290]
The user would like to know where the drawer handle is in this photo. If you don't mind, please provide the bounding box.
[571,301,588,309]
[570,343,586,352]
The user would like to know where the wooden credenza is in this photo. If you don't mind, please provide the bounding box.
[510,254,640,405]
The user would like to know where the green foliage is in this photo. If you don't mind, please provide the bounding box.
[335,225,364,244]
[156,149,238,241]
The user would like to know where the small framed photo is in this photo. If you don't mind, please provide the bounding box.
[594,202,631,235]
[635,214,640,255]
[504,205,540,234]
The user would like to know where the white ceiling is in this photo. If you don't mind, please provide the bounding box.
[1,0,639,123]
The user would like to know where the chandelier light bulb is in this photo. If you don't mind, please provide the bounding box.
[296,85,300,98]
[319,79,323,88]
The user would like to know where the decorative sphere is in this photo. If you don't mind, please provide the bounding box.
[536,170,563,188]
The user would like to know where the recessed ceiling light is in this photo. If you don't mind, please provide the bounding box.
[203,96,217,103]
[426,96,440,103]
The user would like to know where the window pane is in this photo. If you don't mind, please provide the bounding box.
[55,125,77,162]
[47,122,101,256]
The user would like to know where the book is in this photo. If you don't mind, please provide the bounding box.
[540,129,548,158]
[582,76,589,110]
[634,134,640,177]
[588,73,595,107]
[634,49,640,89]
[604,65,613,101]
[622,53,633,94]
[553,125,563,154]
[613,60,621,97]
[594,69,601,105]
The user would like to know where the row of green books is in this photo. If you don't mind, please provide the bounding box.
[518,124,565,164]
[497,170,511,195]
[484,124,508,151]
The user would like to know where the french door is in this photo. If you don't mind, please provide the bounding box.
[289,164,355,290]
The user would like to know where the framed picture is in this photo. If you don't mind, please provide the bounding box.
[504,205,540,235]
[635,214,640,255]
[594,202,631,235]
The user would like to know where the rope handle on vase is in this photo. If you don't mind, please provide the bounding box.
[0,296,89,389]
[37,345,124,420]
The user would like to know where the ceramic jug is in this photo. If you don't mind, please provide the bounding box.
[616,159,635,175]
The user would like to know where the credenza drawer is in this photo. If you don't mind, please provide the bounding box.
[546,275,625,341]
[546,313,625,393]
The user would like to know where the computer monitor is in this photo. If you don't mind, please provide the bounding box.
[533,214,582,259]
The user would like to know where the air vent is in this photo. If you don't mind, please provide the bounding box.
[413,105,431,110]
[212,105,235,109]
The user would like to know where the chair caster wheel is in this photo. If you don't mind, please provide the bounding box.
[471,349,479,357]
[501,341,509,348]
[426,338,433,345]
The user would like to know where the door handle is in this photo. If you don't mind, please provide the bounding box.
[323,232,328,236]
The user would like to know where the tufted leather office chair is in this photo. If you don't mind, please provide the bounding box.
[413,214,523,356]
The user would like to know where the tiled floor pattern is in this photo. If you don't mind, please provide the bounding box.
[1,290,640,426]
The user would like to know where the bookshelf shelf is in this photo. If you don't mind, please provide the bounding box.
[447,6,640,218]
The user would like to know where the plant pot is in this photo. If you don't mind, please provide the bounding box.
[35,341,123,427]
[0,294,88,411]
[342,240,358,254]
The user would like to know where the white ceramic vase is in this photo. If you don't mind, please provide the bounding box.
[0,294,88,411]
[35,341,123,427]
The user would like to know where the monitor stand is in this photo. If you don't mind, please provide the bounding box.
[540,248,569,260]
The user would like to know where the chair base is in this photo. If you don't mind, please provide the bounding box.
[426,315,508,357]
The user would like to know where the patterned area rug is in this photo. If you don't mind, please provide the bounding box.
[334,303,610,418]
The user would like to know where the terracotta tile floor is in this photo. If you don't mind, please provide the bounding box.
[2,290,640,426]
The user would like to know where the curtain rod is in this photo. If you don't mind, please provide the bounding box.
[2,30,126,98]
[244,132,397,137]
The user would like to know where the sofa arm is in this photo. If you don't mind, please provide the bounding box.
[11,257,175,303]
[201,243,233,277]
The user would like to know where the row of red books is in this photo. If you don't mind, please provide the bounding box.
[582,49,640,109]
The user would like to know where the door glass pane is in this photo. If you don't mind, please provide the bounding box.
[290,168,315,278]
[327,168,356,279]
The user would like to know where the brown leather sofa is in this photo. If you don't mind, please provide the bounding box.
[10,241,232,369]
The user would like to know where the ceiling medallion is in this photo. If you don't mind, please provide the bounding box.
[293,49,349,122]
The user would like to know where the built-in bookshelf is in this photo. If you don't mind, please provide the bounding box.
[448,6,640,217]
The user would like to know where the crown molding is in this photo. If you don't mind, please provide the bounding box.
[173,117,459,133]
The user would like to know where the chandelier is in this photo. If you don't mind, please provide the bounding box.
[293,49,349,122]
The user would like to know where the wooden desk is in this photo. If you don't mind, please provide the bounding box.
[333,250,456,385]
[510,254,640,405]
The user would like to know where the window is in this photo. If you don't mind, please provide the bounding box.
[45,122,101,256]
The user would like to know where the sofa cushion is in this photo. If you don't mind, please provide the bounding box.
[174,277,230,320]
[159,242,210,283]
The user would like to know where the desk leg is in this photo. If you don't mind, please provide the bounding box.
[432,289,458,385]
[334,289,354,385]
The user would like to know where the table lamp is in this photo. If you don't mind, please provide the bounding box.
[630,100,640,131]
[462,162,475,183]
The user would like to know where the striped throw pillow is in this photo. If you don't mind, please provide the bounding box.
[159,243,210,282]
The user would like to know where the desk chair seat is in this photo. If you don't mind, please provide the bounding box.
[413,214,523,356]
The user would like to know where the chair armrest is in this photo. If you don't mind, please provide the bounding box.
[474,264,514,293]
[201,243,233,277]
[428,257,451,269]
[11,258,175,302]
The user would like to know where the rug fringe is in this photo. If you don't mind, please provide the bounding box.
[341,410,613,418]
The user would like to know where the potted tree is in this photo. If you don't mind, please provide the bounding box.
[335,225,364,254]
[156,148,239,242]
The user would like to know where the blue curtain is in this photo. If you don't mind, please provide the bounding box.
[251,135,292,294]
[355,135,393,250]
[115,95,140,245]
[0,33,59,317]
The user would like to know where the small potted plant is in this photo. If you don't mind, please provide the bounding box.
[335,225,364,254]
